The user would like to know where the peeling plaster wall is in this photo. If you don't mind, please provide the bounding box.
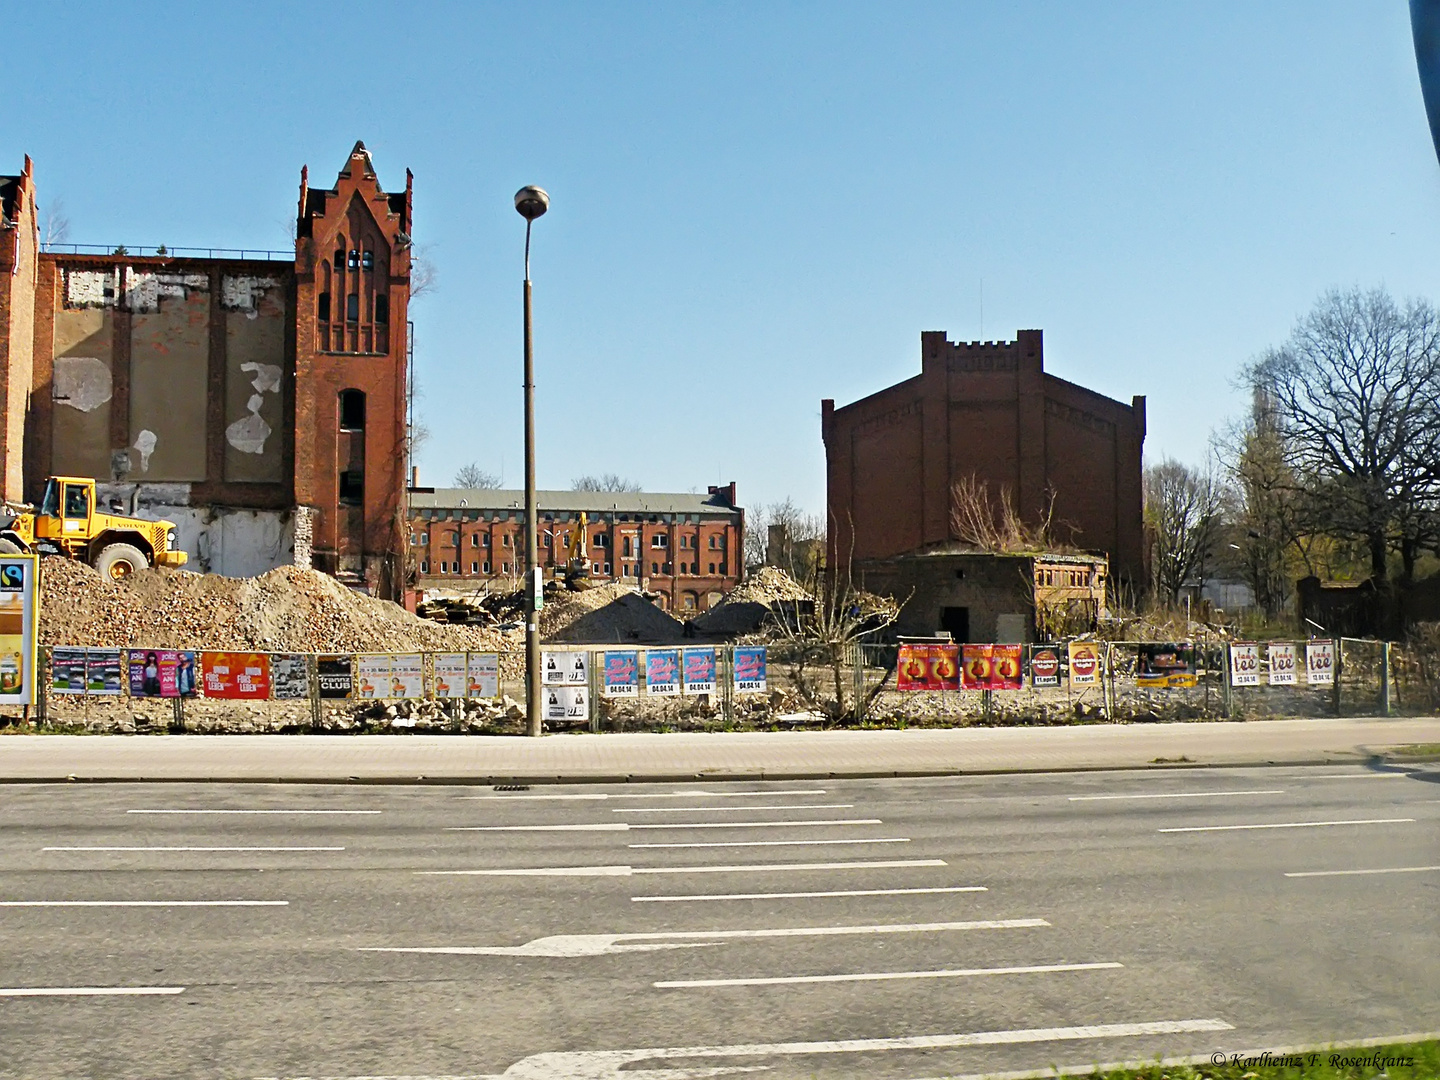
[50,307,114,478]
[128,284,208,481]
[224,279,285,483]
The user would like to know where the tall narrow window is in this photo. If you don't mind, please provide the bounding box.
[339,470,364,506]
[317,292,331,322]
[361,250,374,270]
[374,294,389,323]
[346,294,360,322]
[339,389,366,431]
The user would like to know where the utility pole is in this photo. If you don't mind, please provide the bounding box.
[515,185,549,737]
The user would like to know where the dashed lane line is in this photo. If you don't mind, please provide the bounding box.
[447,819,882,832]
[0,986,186,997]
[124,809,380,815]
[0,900,286,907]
[1285,864,1440,878]
[629,838,910,849]
[1160,818,1414,833]
[632,885,986,902]
[42,846,345,852]
[655,960,1123,988]
[611,804,854,813]
[1069,790,1284,801]
[416,858,947,877]
[459,789,828,801]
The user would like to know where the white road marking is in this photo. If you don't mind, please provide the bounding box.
[1285,865,1440,878]
[43,846,345,852]
[416,858,947,878]
[360,919,1047,958]
[630,838,910,849]
[632,886,987,902]
[448,819,882,832]
[1069,790,1284,801]
[612,804,853,813]
[0,900,286,907]
[656,960,1122,988]
[460,789,827,801]
[0,986,186,997]
[1160,818,1415,833]
[125,809,380,815]
[430,1018,1233,1078]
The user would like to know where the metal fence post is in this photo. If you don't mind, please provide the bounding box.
[852,643,864,725]
[37,645,48,726]
[1381,640,1393,717]
[1333,639,1344,717]
[1221,643,1233,719]
[589,648,600,733]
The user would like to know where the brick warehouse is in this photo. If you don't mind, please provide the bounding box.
[407,483,744,613]
[822,329,1146,588]
[0,143,412,595]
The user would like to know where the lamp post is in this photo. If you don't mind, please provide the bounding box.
[515,185,549,737]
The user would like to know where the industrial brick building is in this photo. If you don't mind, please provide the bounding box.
[407,483,744,613]
[0,143,412,595]
[822,330,1146,588]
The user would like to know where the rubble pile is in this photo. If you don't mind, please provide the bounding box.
[539,582,686,644]
[689,566,813,638]
[721,566,813,605]
[39,558,516,654]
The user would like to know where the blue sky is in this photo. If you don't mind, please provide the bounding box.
[4,3,1438,516]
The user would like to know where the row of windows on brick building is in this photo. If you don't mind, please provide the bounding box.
[418,559,728,577]
[409,530,725,550]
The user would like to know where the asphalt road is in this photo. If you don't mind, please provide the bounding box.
[1,765,1438,1079]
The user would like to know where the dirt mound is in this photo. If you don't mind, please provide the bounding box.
[724,566,813,605]
[689,567,813,637]
[39,558,513,653]
[539,582,686,644]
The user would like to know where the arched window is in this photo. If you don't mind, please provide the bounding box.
[339,389,366,431]
[317,292,331,322]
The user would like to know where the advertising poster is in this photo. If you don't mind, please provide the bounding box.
[271,654,310,700]
[1267,643,1298,686]
[733,647,768,693]
[390,654,424,699]
[1306,640,1335,686]
[433,653,467,699]
[897,643,961,692]
[1029,647,1062,688]
[603,650,640,697]
[125,650,198,698]
[646,649,681,696]
[0,557,37,706]
[683,647,717,695]
[1228,643,1260,687]
[86,647,124,696]
[201,652,271,700]
[317,655,353,699]
[1068,642,1101,686]
[545,686,589,721]
[354,655,391,699]
[467,653,500,699]
[961,645,1022,690]
[51,646,88,695]
[1137,644,1198,689]
[543,650,588,687]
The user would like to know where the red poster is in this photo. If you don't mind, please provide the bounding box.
[201,651,272,700]
[896,643,960,691]
[962,644,1023,690]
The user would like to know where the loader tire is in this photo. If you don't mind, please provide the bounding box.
[95,543,148,582]
[0,539,21,554]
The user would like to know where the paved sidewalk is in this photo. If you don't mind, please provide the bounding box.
[1,716,1438,783]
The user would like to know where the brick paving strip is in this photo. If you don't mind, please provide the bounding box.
[1,717,1438,783]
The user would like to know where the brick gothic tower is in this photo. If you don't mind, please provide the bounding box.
[293,142,411,596]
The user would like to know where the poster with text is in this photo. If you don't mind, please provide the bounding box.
[683,647,717,695]
[389,654,424,699]
[433,653,467,699]
[543,650,588,686]
[201,652,271,700]
[1267,643,1298,686]
[126,650,198,698]
[1029,647,1062,688]
[646,649,681,696]
[467,653,500,699]
[271,654,310,700]
[50,647,88,695]
[961,645,1022,690]
[897,643,961,691]
[1067,642,1101,686]
[733,647,768,693]
[317,655,353,699]
[1137,643,1197,689]
[86,648,123,696]
[603,650,640,697]
[545,686,589,721]
[1306,640,1335,686]
[354,655,391,700]
[0,557,38,706]
[1229,643,1260,687]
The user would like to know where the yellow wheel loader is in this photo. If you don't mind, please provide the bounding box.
[0,476,188,580]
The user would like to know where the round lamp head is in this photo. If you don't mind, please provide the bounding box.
[514,186,550,221]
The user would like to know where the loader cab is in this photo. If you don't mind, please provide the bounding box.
[36,477,94,548]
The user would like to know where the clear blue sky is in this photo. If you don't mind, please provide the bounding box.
[4,3,1437,517]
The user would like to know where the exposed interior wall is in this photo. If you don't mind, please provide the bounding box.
[50,302,114,479]
[128,279,209,480]
[224,277,286,483]
[0,160,38,502]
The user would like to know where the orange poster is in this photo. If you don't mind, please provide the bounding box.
[962,644,1022,690]
[896,643,960,691]
[201,651,272,700]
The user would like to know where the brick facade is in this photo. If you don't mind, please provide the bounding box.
[822,330,1146,587]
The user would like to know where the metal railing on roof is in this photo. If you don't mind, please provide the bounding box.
[41,243,292,262]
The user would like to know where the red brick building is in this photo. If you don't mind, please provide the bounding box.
[822,330,1146,587]
[0,142,412,595]
[408,484,744,614]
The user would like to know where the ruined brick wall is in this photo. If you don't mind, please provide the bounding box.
[823,330,1146,588]
[0,158,38,502]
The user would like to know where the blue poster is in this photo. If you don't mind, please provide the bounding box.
[646,649,681,696]
[603,650,640,697]
[683,647,717,695]
[733,646,767,693]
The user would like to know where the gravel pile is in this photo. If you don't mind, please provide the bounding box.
[539,582,686,644]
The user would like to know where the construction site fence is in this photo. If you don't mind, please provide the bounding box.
[29,638,1435,730]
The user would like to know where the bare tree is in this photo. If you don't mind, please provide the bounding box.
[1145,459,1226,604]
[745,497,824,573]
[571,473,641,493]
[1242,288,1440,586]
[949,476,1060,552]
[454,463,500,488]
[410,244,438,298]
[39,200,70,249]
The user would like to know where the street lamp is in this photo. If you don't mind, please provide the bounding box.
[515,185,549,737]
